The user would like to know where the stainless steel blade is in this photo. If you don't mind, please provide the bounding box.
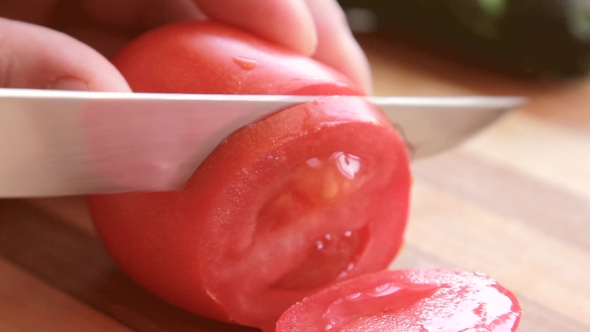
[0,88,525,197]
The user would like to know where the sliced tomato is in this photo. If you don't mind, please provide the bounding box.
[276,269,523,332]
[86,22,412,331]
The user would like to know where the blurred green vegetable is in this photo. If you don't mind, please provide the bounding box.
[448,0,507,37]
[479,0,507,16]
[338,0,590,79]
[569,0,590,41]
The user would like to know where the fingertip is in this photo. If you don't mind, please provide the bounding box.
[47,77,90,91]
[340,32,374,94]
[297,7,319,56]
[0,18,130,92]
[303,0,374,94]
[270,0,319,56]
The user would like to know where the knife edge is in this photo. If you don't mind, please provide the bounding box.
[0,88,526,197]
[0,88,525,108]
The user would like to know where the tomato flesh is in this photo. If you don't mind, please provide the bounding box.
[185,97,410,330]
[86,21,412,331]
[276,269,523,332]
[260,152,371,291]
[269,225,367,292]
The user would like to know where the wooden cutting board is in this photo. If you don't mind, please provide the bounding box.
[1,36,589,332]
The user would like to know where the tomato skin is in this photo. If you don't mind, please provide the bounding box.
[111,21,362,96]
[86,21,412,331]
[276,269,523,332]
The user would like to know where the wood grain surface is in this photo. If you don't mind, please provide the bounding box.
[1,35,589,332]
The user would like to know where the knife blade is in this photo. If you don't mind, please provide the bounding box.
[0,88,525,198]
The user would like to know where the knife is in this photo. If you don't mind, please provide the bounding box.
[0,88,525,198]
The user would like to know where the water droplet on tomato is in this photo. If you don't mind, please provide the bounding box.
[233,56,259,70]
[333,152,361,180]
[346,262,355,271]
[306,157,323,168]
[316,240,325,250]
[338,261,356,278]
[345,292,362,300]
[369,283,398,297]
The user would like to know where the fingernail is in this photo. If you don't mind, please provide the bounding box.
[307,28,319,56]
[47,77,89,91]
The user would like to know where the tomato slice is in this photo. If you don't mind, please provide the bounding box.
[86,21,412,331]
[276,269,523,332]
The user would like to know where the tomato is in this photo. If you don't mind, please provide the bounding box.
[110,21,362,96]
[86,22,412,331]
[276,269,523,332]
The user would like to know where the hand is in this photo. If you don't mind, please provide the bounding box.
[0,0,372,93]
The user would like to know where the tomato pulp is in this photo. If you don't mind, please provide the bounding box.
[86,22,412,331]
[276,269,523,332]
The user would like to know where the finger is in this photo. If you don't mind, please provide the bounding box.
[0,18,130,92]
[60,28,132,60]
[79,0,205,32]
[49,0,205,59]
[303,0,373,94]
[193,0,318,56]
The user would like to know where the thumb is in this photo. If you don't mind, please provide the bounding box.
[0,18,130,92]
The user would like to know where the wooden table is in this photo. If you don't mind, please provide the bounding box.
[1,36,589,331]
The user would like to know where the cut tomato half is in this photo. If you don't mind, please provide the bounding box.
[86,21,412,331]
[87,97,411,330]
[276,269,523,332]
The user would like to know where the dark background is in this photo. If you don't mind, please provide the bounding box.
[337,0,590,79]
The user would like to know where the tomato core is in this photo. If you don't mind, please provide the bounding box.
[253,152,371,291]
[271,226,368,291]
[293,152,365,206]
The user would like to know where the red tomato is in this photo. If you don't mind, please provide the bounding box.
[86,22,412,331]
[110,21,362,96]
[276,269,523,332]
